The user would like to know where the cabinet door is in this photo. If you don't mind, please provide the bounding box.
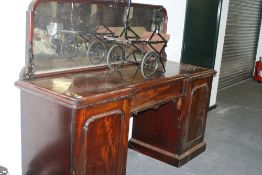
[74,99,129,175]
[180,76,213,152]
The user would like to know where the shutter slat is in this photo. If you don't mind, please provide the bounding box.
[218,0,262,90]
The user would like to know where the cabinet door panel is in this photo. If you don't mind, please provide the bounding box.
[186,84,209,145]
[74,99,129,175]
[80,110,124,175]
[181,77,213,150]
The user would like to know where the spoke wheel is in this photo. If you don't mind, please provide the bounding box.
[77,38,88,57]
[87,41,107,65]
[61,37,78,59]
[107,45,125,70]
[141,51,159,78]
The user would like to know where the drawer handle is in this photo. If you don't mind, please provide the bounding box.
[131,98,178,117]
[153,104,160,110]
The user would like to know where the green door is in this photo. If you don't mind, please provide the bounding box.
[181,0,223,69]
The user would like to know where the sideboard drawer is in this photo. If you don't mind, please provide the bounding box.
[131,81,183,112]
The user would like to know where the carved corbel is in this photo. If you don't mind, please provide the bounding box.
[19,43,34,80]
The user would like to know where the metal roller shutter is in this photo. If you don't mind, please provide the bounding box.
[218,0,262,90]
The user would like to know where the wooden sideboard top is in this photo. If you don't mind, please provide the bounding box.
[15,61,215,108]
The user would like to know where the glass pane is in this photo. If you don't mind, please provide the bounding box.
[33,1,167,74]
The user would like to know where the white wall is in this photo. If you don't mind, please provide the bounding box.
[209,0,230,106]
[0,1,30,174]
[133,0,187,61]
[256,18,262,62]
[0,1,186,174]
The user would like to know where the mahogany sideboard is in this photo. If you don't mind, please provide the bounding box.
[16,61,215,175]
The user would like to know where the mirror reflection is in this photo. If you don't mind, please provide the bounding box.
[33,1,167,73]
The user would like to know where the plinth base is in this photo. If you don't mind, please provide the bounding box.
[129,138,206,167]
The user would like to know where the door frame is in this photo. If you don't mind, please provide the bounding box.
[180,0,223,69]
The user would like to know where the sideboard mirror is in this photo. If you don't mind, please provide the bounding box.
[20,0,168,80]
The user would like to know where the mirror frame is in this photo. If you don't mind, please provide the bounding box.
[20,0,168,80]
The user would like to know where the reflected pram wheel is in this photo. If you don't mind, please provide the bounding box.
[141,51,159,78]
[61,37,78,59]
[87,41,107,65]
[107,45,125,70]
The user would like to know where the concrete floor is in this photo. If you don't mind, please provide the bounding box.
[126,79,262,175]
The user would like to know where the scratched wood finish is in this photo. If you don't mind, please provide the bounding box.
[16,61,216,174]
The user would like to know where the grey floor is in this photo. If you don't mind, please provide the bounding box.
[126,79,262,175]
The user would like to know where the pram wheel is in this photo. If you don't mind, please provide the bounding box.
[141,51,159,78]
[107,45,125,70]
[61,37,78,59]
[87,41,107,65]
